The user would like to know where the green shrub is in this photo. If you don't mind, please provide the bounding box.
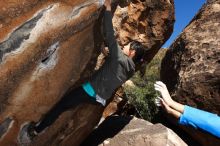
[124,49,167,121]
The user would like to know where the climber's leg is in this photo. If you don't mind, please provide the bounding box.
[35,86,96,133]
[18,86,97,144]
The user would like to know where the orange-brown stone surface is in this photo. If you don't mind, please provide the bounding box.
[0,0,174,145]
[0,1,103,146]
[113,0,175,63]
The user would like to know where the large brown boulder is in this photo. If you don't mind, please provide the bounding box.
[161,0,220,117]
[161,0,220,145]
[81,116,187,146]
[0,1,104,145]
[0,0,174,146]
[113,0,175,63]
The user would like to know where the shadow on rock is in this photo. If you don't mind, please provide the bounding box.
[81,115,132,146]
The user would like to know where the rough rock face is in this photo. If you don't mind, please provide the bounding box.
[0,0,174,146]
[161,0,220,117]
[81,116,187,146]
[113,0,174,63]
[161,0,220,145]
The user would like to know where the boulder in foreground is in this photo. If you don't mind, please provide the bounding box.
[82,116,187,146]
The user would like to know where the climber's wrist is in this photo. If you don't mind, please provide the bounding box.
[104,0,111,11]
[105,6,111,11]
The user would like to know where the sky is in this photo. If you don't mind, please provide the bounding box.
[162,0,206,48]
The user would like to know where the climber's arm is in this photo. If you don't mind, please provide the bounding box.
[104,0,121,58]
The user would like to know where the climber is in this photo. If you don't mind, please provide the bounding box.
[154,81,220,138]
[18,0,145,144]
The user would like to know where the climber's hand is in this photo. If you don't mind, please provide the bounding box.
[102,47,109,56]
[104,0,111,11]
[154,81,174,107]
